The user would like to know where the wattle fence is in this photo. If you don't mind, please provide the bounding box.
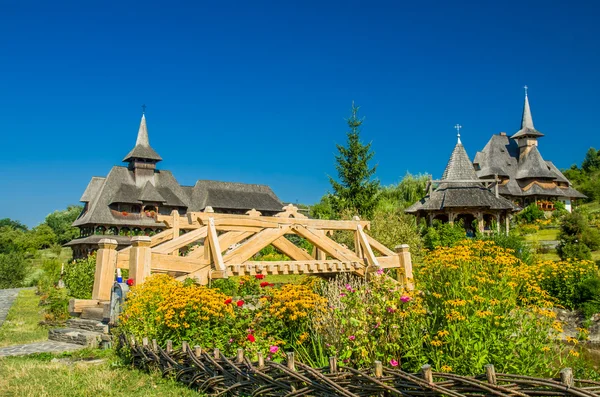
[122,334,600,397]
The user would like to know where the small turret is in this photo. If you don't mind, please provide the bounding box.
[123,111,162,186]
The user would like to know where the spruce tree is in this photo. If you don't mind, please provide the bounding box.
[329,102,380,218]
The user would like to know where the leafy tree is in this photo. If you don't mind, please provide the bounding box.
[369,206,424,260]
[0,252,29,288]
[310,194,337,220]
[556,211,599,260]
[582,147,600,172]
[44,205,82,244]
[377,173,430,211]
[30,224,58,249]
[0,218,28,231]
[329,103,380,219]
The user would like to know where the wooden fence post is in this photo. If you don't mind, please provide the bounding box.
[152,339,158,352]
[374,361,383,378]
[92,239,118,301]
[560,368,573,387]
[485,364,497,385]
[329,357,337,374]
[421,364,433,384]
[395,244,414,290]
[194,346,202,357]
[166,340,173,354]
[129,236,152,285]
[257,352,265,368]
[237,348,244,364]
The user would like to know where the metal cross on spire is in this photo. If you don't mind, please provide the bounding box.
[141,104,147,114]
[524,85,528,96]
[454,124,462,144]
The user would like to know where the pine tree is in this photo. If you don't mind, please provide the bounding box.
[329,102,380,218]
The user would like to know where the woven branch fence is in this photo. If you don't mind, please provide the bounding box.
[122,334,600,397]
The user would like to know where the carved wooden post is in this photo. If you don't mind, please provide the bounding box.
[485,364,497,385]
[92,239,118,301]
[395,244,414,290]
[170,209,180,256]
[129,236,152,285]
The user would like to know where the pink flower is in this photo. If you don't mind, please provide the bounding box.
[348,335,355,341]
[387,307,396,313]
[376,268,384,275]
[228,338,233,343]
[339,293,346,297]
[345,284,353,291]
[390,359,399,367]
[269,345,279,353]
[400,295,412,303]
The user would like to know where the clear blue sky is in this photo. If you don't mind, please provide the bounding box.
[1,0,599,227]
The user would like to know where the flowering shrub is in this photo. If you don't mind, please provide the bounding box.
[416,240,576,376]
[536,259,600,310]
[314,273,425,368]
[120,274,324,361]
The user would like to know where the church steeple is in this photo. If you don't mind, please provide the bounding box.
[123,112,163,164]
[512,86,544,139]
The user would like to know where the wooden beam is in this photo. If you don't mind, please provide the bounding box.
[375,255,401,268]
[222,226,291,264]
[207,217,225,272]
[365,234,395,256]
[150,229,174,247]
[272,236,313,261]
[223,260,359,276]
[294,226,363,263]
[157,212,371,231]
[152,226,208,255]
[218,231,254,253]
[357,224,379,268]
[150,253,209,273]
[69,299,99,314]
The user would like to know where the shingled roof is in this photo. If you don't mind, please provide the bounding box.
[73,113,284,228]
[512,93,544,139]
[123,115,163,162]
[406,138,517,214]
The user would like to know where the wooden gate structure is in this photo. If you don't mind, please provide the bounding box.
[77,205,413,311]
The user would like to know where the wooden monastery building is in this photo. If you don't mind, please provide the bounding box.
[405,132,518,234]
[66,113,283,258]
[406,89,584,233]
[473,90,585,212]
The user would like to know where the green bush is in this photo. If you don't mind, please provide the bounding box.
[37,258,63,294]
[423,221,465,249]
[516,203,545,224]
[39,286,70,323]
[577,278,600,318]
[0,252,29,288]
[63,254,96,299]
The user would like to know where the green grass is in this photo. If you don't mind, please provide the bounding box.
[523,228,559,242]
[0,349,201,397]
[0,289,47,347]
[580,201,600,214]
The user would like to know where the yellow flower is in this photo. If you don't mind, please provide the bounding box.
[437,330,449,337]
[440,365,452,372]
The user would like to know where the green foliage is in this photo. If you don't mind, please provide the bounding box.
[369,205,424,260]
[329,103,380,218]
[480,230,534,265]
[0,252,29,288]
[29,224,58,249]
[63,254,96,299]
[423,221,465,250]
[37,258,63,293]
[377,173,430,210]
[536,258,599,310]
[582,147,600,172]
[39,287,70,323]
[577,278,600,318]
[309,194,337,219]
[0,218,28,231]
[557,211,599,260]
[44,205,82,244]
[516,203,546,224]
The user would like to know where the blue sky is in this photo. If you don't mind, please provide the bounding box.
[1,0,599,227]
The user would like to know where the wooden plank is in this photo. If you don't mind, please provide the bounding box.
[69,299,99,314]
[227,260,357,275]
[271,237,313,261]
[214,225,263,233]
[357,224,379,268]
[150,229,174,247]
[159,212,371,231]
[218,231,254,253]
[293,226,363,263]
[150,253,209,273]
[152,226,208,255]
[376,255,401,268]
[222,226,291,264]
[207,217,225,272]
[365,234,395,256]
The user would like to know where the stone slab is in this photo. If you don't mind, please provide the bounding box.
[0,341,84,357]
